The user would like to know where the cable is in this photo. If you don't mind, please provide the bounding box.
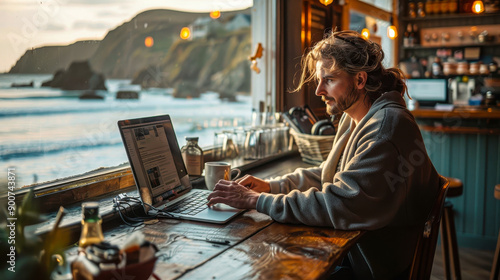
[112,193,175,227]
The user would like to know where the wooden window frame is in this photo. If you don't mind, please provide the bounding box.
[342,0,399,66]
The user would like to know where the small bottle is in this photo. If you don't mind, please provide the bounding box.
[407,24,415,47]
[404,27,410,47]
[412,24,420,46]
[408,0,417,17]
[79,202,104,249]
[417,1,426,16]
[432,57,444,77]
[181,137,203,176]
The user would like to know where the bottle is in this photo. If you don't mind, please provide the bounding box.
[181,137,203,176]
[403,24,411,47]
[432,57,444,77]
[409,0,417,17]
[407,24,415,47]
[412,24,420,46]
[418,1,426,16]
[79,202,104,249]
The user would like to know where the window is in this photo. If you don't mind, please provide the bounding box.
[0,1,255,188]
[349,11,396,67]
[359,0,393,12]
[345,0,398,67]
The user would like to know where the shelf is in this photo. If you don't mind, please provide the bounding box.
[401,13,500,21]
[403,42,500,50]
[408,73,500,78]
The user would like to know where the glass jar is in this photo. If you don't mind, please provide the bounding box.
[440,0,450,13]
[426,0,435,14]
[79,202,104,249]
[457,62,469,75]
[181,137,203,176]
[449,0,458,13]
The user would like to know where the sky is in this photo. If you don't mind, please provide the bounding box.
[0,0,253,73]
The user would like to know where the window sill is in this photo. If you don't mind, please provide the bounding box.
[25,149,301,241]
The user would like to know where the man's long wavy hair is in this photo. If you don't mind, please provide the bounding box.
[295,30,408,104]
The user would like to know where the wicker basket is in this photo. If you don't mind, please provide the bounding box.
[290,129,335,165]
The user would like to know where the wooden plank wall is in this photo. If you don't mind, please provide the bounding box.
[422,131,500,250]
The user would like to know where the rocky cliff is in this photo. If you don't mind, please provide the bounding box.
[132,28,251,98]
[9,40,100,74]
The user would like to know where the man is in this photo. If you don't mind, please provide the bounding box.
[207,30,440,279]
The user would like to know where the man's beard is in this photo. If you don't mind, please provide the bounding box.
[325,84,360,115]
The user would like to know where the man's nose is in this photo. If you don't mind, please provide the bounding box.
[315,84,324,96]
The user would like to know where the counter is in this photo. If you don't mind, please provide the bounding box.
[411,106,500,250]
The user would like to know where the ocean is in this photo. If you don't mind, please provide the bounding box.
[0,74,252,188]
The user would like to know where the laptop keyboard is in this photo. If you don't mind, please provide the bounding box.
[166,191,209,216]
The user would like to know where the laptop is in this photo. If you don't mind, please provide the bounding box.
[117,114,244,224]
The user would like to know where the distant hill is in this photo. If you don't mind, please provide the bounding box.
[9,8,250,79]
[8,40,100,74]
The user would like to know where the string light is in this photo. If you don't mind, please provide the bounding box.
[319,0,334,6]
[210,10,221,19]
[144,36,154,47]
[361,28,370,39]
[387,25,397,39]
[472,0,484,13]
[387,16,397,40]
[180,27,191,40]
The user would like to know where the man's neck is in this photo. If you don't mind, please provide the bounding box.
[345,98,371,125]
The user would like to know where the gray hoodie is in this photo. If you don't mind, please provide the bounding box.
[256,91,440,279]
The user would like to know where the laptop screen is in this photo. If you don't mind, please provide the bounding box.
[118,115,190,206]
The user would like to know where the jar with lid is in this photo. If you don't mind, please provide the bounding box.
[79,202,104,249]
[443,62,457,76]
[489,61,498,74]
[469,62,480,75]
[457,62,469,75]
[181,137,204,176]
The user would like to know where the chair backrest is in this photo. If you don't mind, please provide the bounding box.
[409,175,449,280]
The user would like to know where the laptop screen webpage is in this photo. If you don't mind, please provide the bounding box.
[119,115,190,206]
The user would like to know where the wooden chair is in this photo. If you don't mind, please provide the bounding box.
[409,175,449,280]
[441,177,463,280]
[491,184,500,280]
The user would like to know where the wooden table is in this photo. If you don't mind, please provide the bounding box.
[101,210,363,280]
[67,155,364,279]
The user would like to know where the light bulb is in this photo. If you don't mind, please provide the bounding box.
[387,25,398,40]
[319,0,334,6]
[210,10,221,19]
[472,0,484,13]
[361,28,370,39]
[144,36,154,47]
[180,27,191,40]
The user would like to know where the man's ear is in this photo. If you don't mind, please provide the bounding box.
[355,71,367,89]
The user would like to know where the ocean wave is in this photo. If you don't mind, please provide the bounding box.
[0,139,123,160]
[0,106,112,118]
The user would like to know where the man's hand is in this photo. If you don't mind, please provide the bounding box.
[207,179,260,209]
[236,175,271,193]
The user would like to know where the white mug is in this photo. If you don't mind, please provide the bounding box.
[204,162,241,191]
